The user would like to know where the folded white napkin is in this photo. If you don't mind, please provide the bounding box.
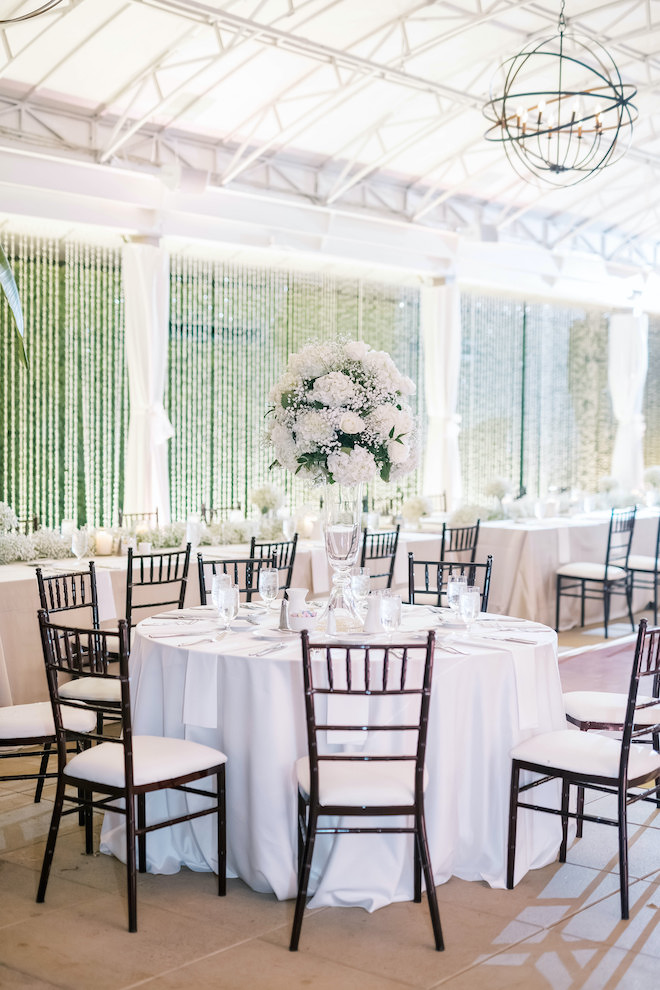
[182,653,218,729]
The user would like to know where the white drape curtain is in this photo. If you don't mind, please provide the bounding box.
[122,241,173,524]
[421,281,463,510]
[608,312,648,493]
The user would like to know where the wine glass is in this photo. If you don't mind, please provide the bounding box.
[350,567,371,614]
[211,573,232,612]
[215,584,239,630]
[446,573,467,613]
[379,592,402,640]
[258,568,279,610]
[71,527,88,564]
[458,585,481,633]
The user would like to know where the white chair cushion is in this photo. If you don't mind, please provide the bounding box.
[59,679,121,704]
[628,555,659,573]
[0,701,95,740]
[556,562,627,581]
[296,755,427,807]
[511,729,660,781]
[563,691,660,726]
[64,735,227,788]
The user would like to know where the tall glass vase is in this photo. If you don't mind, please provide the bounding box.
[318,482,364,633]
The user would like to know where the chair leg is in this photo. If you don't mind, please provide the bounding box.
[126,795,138,933]
[603,586,610,639]
[137,794,147,873]
[654,573,658,626]
[506,763,520,889]
[34,742,51,804]
[297,790,307,886]
[555,577,561,633]
[84,787,94,854]
[618,787,629,920]
[415,812,444,951]
[625,577,635,632]
[559,779,570,862]
[217,766,226,896]
[413,828,422,903]
[580,580,585,628]
[576,784,585,838]
[36,776,66,903]
[289,808,318,952]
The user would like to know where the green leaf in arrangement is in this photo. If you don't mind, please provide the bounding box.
[0,244,27,368]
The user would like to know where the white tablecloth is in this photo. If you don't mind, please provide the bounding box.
[100,605,566,908]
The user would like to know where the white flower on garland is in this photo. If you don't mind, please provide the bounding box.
[267,339,417,485]
[0,502,18,533]
[401,495,433,523]
[250,483,284,515]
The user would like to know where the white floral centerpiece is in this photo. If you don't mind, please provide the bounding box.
[266,339,417,485]
[0,501,18,532]
[250,483,284,515]
[401,495,433,526]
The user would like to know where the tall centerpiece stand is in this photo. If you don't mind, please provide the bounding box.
[320,483,363,633]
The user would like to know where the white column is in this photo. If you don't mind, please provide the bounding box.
[608,312,648,493]
[122,239,173,523]
[421,281,463,511]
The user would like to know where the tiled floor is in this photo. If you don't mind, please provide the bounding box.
[1,611,659,990]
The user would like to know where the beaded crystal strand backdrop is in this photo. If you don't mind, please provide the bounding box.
[167,256,423,521]
[458,292,614,503]
[644,316,660,470]
[0,234,60,527]
[64,242,127,527]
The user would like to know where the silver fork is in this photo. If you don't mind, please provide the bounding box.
[250,642,286,656]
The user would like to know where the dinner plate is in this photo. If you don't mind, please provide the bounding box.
[252,628,294,640]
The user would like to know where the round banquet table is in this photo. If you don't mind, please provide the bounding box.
[100,603,567,909]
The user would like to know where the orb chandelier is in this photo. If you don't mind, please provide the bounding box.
[483,1,637,187]
[0,1,65,22]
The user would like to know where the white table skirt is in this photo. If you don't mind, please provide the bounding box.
[100,606,566,909]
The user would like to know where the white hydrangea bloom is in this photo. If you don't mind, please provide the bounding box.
[344,340,370,361]
[311,371,357,408]
[295,410,336,450]
[339,411,364,434]
[327,446,378,485]
[387,439,410,465]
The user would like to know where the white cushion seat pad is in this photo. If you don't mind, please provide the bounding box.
[512,729,660,781]
[628,555,659,573]
[556,562,627,581]
[0,701,95,739]
[564,691,660,726]
[64,735,227,788]
[296,755,427,807]
[60,679,121,704]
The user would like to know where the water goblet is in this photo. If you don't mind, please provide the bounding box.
[215,584,239,630]
[379,592,402,640]
[458,586,481,633]
[71,527,88,564]
[350,567,371,615]
[211,573,232,617]
[446,573,467,612]
[258,568,279,610]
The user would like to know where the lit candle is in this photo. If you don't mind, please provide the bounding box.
[95,529,113,556]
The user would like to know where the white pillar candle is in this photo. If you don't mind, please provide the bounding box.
[94,530,113,556]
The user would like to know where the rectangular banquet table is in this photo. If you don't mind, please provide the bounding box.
[100,604,566,909]
[476,509,660,628]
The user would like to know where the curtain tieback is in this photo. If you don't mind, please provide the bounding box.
[134,403,175,444]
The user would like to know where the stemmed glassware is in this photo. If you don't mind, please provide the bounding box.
[212,574,238,630]
[458,585,481,633]
[446,573,467,613]
[71,527,88,565]
[379,592,402,640]
[282,516,296,541]
[350,567,371,615]
[258,568,279,610]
